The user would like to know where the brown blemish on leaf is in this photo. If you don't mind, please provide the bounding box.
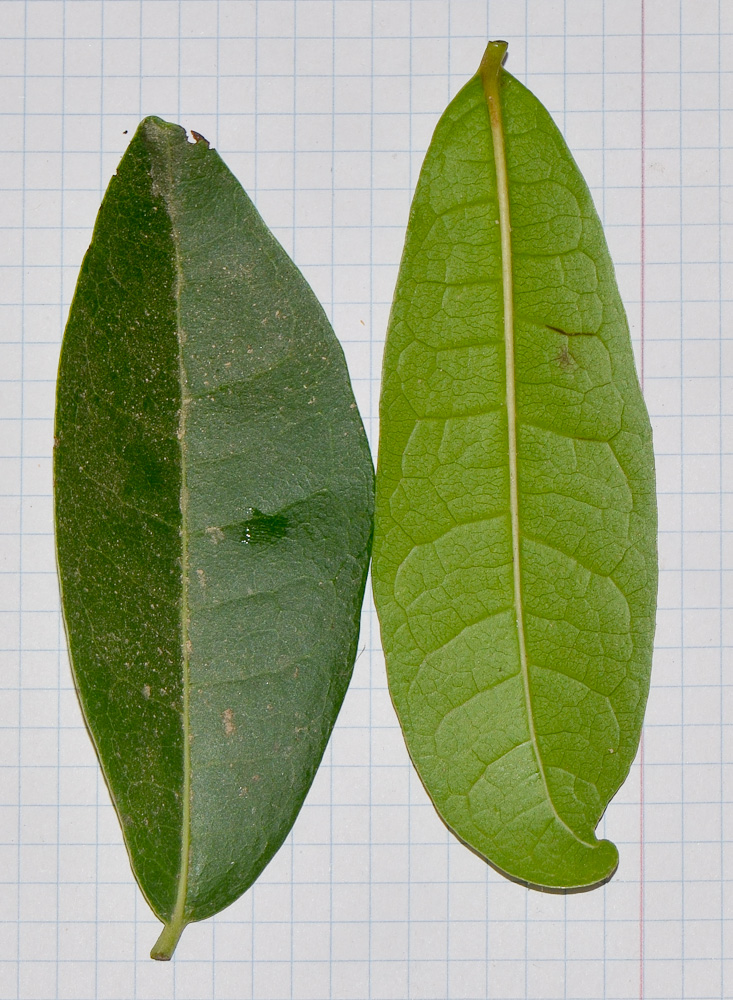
[555,343,577,372]
[205,526,225,544]
[546,324,596,338]
[222,708,235,736]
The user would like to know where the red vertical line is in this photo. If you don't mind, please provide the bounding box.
[172,7,182,992]
[484,14,491,1000]
[639,2,647,999]
[562,8,568,1000]
[718,6,724,998]
[134,2,143,981]
[444,19,451,1000]
[524,1,530,988]
[406,7,413,998]
[251,7,259,998]
[56,7,67,997]
[367,6,375,992]
[677,8,685,999]
[16,4,27,998]
[524,11,530,995]
[328,5,336,997]
[600,8,609,997]
[213,4,221,991]
[95,6,105,992]
[289,7,296,997]
[640,4,646,390]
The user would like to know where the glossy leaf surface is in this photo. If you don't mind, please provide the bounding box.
[54,118,374,957]
[372,43,657,889]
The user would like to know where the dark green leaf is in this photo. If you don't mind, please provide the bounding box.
[54,117,374,957]
[372,42,657,890]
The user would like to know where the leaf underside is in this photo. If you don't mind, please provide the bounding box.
[54,117,374,955]
[372,45,657,890]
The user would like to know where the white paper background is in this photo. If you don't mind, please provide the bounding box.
[0,1,730,998]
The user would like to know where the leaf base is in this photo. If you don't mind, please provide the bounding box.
[151,918,187,961]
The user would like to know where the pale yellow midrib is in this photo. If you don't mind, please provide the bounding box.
[479,53,594,850]
[151,128,192,956]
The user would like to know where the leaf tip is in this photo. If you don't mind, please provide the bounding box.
[138,115,188,148]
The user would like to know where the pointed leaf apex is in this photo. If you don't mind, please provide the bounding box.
[138,115,188,146]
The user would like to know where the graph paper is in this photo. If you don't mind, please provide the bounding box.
[0,1,730,998]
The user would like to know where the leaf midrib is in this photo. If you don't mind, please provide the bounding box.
[479,45,595,852]
[150,126,192,957]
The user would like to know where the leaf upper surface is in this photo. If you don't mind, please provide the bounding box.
[55,118,374,954]
[372,45,657,889]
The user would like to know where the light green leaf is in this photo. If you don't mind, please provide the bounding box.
[54,117,374,957]
[372,42,657,890]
